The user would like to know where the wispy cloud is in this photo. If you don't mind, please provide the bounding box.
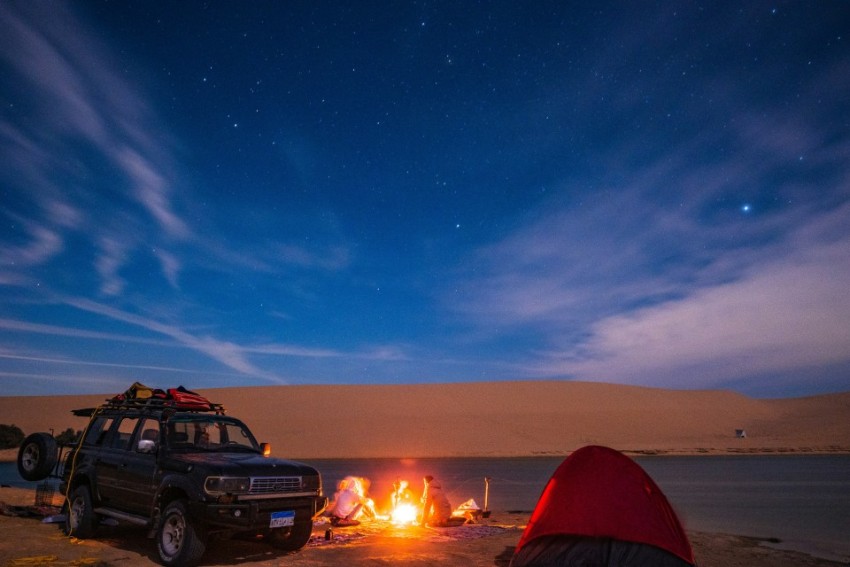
[95,235,131,297]
[2,4,357,300]
[116,147,189,239]
[244,343,347,358]
[62,297,269,378]
[155,249,182,290]
[0,353,219,375]
[0,215,63,267]
[0,317,170,345]
[0,3,190,295]
[0,314,400,381]
[53,298,407,381]
[534,208,850,389]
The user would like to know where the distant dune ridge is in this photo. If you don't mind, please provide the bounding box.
[0,381,848,459]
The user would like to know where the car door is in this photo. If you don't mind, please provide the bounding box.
[116,417,160,514]
[91,416,137,505]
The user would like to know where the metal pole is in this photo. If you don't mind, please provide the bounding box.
[484,477,490,511]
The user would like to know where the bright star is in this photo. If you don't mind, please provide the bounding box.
[741,204,751,213]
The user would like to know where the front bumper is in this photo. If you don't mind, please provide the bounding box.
[189,495,327,530]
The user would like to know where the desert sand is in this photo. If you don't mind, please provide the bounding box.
[1,381,848,458]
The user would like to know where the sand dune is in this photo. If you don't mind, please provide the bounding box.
[1,381,848,458]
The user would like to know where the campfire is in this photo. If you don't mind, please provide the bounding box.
[389,479,418,525]
[390,501,419,525]
[325,475,489,528]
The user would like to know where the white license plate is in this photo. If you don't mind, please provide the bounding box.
[270,510,295,528]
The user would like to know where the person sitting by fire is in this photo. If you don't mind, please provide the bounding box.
[357,477,379,519]
[327,476,375,527]
[420,475,454,527]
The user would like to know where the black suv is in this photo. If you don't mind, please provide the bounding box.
[17,396,326,567]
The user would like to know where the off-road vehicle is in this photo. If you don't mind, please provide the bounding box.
[17,392,326,567]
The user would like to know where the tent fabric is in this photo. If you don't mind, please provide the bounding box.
[512,535,693,567]
[512,445,694,566]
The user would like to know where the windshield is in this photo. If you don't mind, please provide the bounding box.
[165,415,259,453]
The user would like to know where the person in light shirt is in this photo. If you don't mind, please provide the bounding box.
[327,476,372,527]
[420,475,453,527]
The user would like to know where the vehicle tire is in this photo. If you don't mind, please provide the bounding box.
[157,500,207,567]
[17,432,58,481]
[65,485,98,538]
[267,518,313,551]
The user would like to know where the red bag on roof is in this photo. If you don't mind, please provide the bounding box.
[167,386,211,410]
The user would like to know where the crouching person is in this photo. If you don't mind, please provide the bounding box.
[326,476,373,527]
[420,475,453,527]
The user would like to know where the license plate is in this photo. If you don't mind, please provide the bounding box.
[270,510,295,528]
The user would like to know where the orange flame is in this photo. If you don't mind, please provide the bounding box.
[389,479,419,526]
[391,502,419,525]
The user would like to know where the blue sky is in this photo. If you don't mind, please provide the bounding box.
[2,2,849,398]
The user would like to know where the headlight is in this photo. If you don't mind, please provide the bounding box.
[205,476,251,495]
[302,475,321,492]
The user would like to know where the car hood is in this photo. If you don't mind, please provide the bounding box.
[164,452,320,477]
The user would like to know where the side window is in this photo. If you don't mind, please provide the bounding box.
[167,421,191,446]
[137,418,160,452]
[83,416,115,446]
[111,417,140,450]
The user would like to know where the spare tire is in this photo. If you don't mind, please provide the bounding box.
[17,432,59,481]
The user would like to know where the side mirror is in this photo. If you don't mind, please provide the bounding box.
[260,442,271,457]
[138,439,156,454]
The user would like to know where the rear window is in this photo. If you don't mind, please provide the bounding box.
[82,416,115,446]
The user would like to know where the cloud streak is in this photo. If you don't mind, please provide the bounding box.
[535,209,850,391]
[61,297,271,378]
[0,3,189,295]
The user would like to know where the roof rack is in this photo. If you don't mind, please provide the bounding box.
[71,396,226,417]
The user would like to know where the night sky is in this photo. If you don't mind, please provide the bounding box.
[2,2,849,398]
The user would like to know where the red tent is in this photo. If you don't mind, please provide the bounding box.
[511,445,695,567]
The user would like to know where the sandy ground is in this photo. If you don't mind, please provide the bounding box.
[0,486,844,567]
[1,381,849,459]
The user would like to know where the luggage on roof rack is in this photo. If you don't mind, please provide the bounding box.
[95,383,225,414]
